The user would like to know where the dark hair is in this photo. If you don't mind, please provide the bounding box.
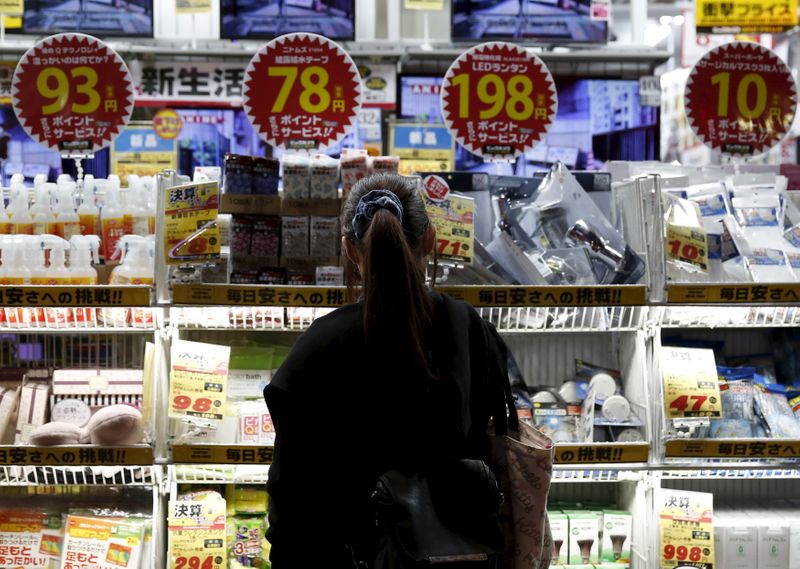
[341,174,434,370]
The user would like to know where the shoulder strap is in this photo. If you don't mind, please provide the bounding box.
[484,321,519,436]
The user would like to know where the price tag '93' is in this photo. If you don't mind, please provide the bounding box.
[12,33,134,155]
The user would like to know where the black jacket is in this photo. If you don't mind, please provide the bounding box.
[264,291,511,568]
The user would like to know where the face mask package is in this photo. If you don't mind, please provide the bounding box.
[709,379,756,438]
[754,382,800,439]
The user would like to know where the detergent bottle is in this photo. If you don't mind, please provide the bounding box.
[68,235,100,285]
[31,183,57,235]
[54,184,81,240]
[110,236,154,286]
[100,182,126,260]
[7,183,33,235]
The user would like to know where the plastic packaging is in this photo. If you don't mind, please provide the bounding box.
[252,157,280,195]
[281,216,309,257]
[101,182,126,261]
[69,235,101,285]
[78,177,101,237]
[54,184,81,240]
[310,216,339,257]
[282,154,310,199]
[32,235,71,285]
[754,382,800,438]
[309,154,339,199]
[7,183,34,235]
[224,153,253,194]
[110,235,154,286]
[31,182,57,235]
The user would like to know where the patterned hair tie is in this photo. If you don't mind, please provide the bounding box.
[352,189,404,240]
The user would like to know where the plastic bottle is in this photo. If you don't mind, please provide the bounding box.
[29,235,69,285]
[123,175,138,235]
[0,207,13,234]
[32,174,47,190]
[68,235,100,285]
[0,235,32,284]
[110,235,154,286]
[57,174,72,186]
[144,176,157,234]
[55,184,81,240]
[9,173,24,186]
[7,184,33,235]
[78,177,101,237]
[100,182,126,261]
[31,183,57,235]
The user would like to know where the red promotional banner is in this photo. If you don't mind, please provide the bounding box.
[685,41,797,156]
[243,33,361,152]
[441,42,557,163]
[12,33,134,155]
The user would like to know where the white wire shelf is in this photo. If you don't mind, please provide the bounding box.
[552,467,644,483]
[659,468,800,479]
[480,306,644,333]
[170,306,333,331]
[0,465,155,486]
[654,305,800,328]
[172,464,268,485]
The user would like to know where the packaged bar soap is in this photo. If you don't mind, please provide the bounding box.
[310,216,340,257]
[281,216,310,257]
[282,154,311,199]
[601,510,632,563]
[549,511,569,565]
[566,511,600,564]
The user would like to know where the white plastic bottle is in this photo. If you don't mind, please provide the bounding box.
[35,235,71,285]
[78,177,101,238]
[7,184,33,235]
[110,236,154,286]
[0,235,32,284]
[100,182,126,261]
[68,235,100,285]
[0,206,13,234]
[31,183,57,235]
[32,173,47,190]
[55,185,81,240]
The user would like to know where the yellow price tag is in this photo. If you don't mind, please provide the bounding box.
[168,499,226,569]
[659,489,714,569]
[169,340,230,422]
[666,223,708,271]
[661,347,722,420]
[37,66,101,116]
[450,72,537,122]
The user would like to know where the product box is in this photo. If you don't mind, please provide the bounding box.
[238,400,275,445]
[565,511,600,565]
[759,523,791,569]
[601,510,632,563]
[0,386,19,442]
[52,369,143,396]
[549,511,569,564]
[0,510,52,568]
[723,521,757,569]
[15,381,50,444]
[61,515,145,569]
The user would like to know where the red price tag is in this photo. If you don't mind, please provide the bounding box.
[685,41,797,156]
[663,544,705,563]
[12,33,134,155]
[174,557,217,569]
[243,33,361,152]
[441,42,557,162]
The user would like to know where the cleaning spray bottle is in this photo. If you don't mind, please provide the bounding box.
[0,235,34,326]
[109,235,154,286]
[123,175,138,235]
[100,181,126,261]
[78,177,101,239]
[31,183,57,235]
[130,178,150,236]
[144,176,157,234]
[69,234,101,325]
[0,202,13,234]
[7,183,33,235]
[55,184,81,240]
[33,174,47,190]
[31,235,71,285]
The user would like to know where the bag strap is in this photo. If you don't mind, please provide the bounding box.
[485,322,519,436]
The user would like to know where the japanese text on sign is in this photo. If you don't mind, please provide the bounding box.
[437,286,647,307]
[172,285,348,307]
[685,41,797,155]
[169,340,230,423]
[0,446,152,465]
[163,181,221,265]
[422,175,475,264]
[665,438,800,458]
[172,445,274,464]
[0,286,149,307]
[168,499,226,569]
[441,42,556,162]
[12,33,134,155]
[244,33,361,151]
[668,283,800,303]
[659,489,714,569]
[554,443,649,464]
[695,0,798,33]
[667,224,709,271]
[661,347,722,420]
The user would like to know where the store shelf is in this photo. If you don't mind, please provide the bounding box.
[484,305,644,333]
[664,438,800,460]
[655,305,800,328]
[667,283,800,304]
[554,443,650,465]
[552,467,645,483]
[0,307,159,332]
[660,468,800,479]
[172,464,268,485]
[0,465,155,486]
[171,444,274,465]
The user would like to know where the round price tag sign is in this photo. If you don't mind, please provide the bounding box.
[685,41,797,156]
[153,108,183,140]
[12,33,134,155]
[441,42,557,162]
[243,33,361,152]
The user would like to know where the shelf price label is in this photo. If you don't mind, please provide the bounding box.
[685,42,797,156]
[441,42,557,162]
[168,499,226,569]
[12,33,134,155]
[169,340,230,423]
[667,224,709,272]
[661,347,723,420]
[695,0,798,34]
[243,33,361,152]
[422,175,474,264]
[659,489,715,569]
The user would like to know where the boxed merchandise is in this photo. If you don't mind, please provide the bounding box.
[0,386,19,442]
[340,149,369,196]
[281,216,309,257]
[721,520,757,569]
[309,154,339,199]
[52,369,143,397]
[238,400,275,445]
[601,510,632,563]
[15,381,50,444]
[759,523,791,569]
[310,216,340,257]
[370,155,400,176]
[252,157,279,195]
[230,216,253,256]
[0,510,52,568]
[316,266,344,286]
[61,515,145,569]
[549,511,569,564]
[251,217,281,257]
[223,154,253,195]
[566,511,600,564]
[282,154,311,199]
